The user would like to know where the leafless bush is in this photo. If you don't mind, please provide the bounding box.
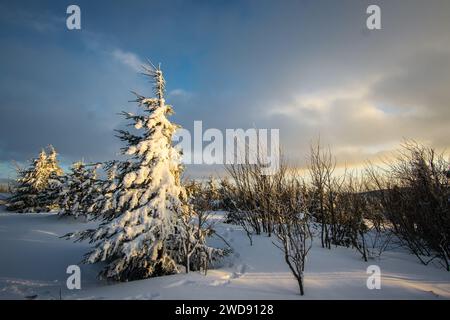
[335,172,391,261]
[368,141,450,270]
[274,211,312,296]
[308,140,342,249]
[271,171,313,296]
[307,141,391,260]
[223,159,282,243]
[223,152,314,294]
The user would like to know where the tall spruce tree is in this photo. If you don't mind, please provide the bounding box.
[71,65,191,281]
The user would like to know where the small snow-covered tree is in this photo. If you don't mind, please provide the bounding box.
[69,64,192,281]
[7,150,48,212]
[38,146,65,211]
[59,161,100,218]
[7,146,63,212]
[46,145,64,177]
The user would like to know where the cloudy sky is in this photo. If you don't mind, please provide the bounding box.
[0,0,449,178]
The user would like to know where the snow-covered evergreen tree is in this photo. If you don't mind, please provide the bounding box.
[38,145,65,211]
[80,160,137,220]
[85,160,119,218]
[7,150,48,212]
[38,172,66,212]
[70,65,195,281]
[7,146,64,212]
[46,145,64,177]
[59,161,100,218]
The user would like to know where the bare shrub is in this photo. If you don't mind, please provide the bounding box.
[335,172,391,261]
[308,141,331,248]
[368,141,450,270]
[272,171,313,296]
[308,140,344,249]
[223,152,314,294]
[223,159,279,244]
[307,141,391,260]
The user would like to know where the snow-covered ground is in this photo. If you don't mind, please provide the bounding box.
[0,205,449,300]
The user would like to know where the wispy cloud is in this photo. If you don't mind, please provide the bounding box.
[111,49,144,72]
[168,89,193,101]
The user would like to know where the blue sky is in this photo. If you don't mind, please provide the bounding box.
[0,0,449,178]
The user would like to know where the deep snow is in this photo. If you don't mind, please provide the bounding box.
[0,206,449,300]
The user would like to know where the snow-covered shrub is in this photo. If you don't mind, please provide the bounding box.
[181,180,228,273]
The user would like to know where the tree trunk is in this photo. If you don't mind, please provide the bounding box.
[185,255,190,273]
[297,277,305,296]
